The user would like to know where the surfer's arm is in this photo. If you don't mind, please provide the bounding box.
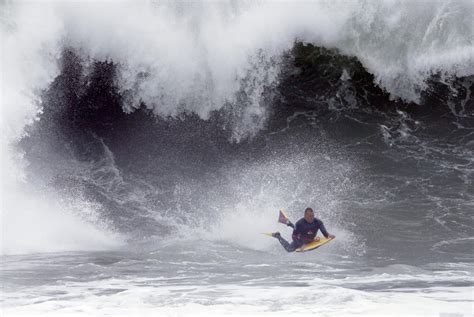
[319,220,329,238]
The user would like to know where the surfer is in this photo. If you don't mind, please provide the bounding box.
[272,207,335,252]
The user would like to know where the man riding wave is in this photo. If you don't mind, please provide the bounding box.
[272,207,335,252]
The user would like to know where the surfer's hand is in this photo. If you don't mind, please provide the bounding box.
[328,234,335,239]
[314,236,320,242]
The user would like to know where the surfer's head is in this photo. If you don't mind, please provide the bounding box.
[304,207,314,223]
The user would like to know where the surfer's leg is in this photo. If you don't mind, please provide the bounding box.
[276,236,296,252]
[285,239,307,252]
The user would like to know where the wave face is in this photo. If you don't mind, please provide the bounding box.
[1,0,473,260]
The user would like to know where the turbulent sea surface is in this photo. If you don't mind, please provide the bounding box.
[1,1,473,316]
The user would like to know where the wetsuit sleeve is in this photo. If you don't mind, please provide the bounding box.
[319,220,329,238]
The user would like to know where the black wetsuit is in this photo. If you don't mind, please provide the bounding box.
[277,217,329,252]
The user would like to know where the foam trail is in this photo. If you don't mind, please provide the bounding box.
[1,186,123,255]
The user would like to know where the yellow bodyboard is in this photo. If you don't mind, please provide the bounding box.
[295,237,334,252]
[262,233,334,252]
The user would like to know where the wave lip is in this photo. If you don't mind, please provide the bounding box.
[2,0,473,140]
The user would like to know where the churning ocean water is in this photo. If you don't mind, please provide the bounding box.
[1,1,473,316]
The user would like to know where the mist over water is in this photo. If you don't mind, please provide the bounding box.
[1,0,473,315]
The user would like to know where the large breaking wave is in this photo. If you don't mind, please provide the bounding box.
[1,0,473,255]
